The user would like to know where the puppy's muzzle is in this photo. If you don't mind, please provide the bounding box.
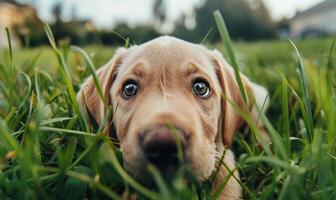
[141,125,188,171]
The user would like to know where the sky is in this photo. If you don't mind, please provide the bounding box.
[18,0,324,29]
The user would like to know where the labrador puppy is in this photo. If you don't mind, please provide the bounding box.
[77,36,268,200]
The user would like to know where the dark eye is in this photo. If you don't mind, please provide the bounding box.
[122,80,138,99]
[192,79,211,98]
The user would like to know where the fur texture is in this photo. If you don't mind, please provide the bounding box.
[77,36,268,200]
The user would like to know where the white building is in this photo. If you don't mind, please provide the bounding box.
[290,0,336,37]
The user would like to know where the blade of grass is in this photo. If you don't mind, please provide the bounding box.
[100,142,160,199]
[167,123,184,165]
[34,68,42,108]
[214,11,247,105]
[245,156,306,173]
[275,66,311,143]
[212,160,257,200]
[39,126,97,137]
[255,102,288,160]
[327,38,336,71]
[17,72,32,111]
[71,46,105,103]
[224,95,273,156]
[0,119,20,152]
[5,28,14,80]
[44,23,76,109]
[289,40,313,142]
[39,166,121,200]
[67,138,99,170]
[281,77,291,156]
[325,39,336,150]
[5,28,15,106]
[40,117,72,126]
[43,23,88,131]
[26,51,42,76]
[147,165,172,199]
[43,23,76,105]
[200,27,214,45]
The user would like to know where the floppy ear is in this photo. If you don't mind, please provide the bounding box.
[77,48,126,134]
[211,50,269,146]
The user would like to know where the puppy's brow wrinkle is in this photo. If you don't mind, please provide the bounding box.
[182,62,201,77]
[130,63,147,78]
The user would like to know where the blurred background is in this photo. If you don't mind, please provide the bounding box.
[1,2,336,200]
[0,0,334,48]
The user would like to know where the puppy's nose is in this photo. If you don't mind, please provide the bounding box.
[141,126,187,169]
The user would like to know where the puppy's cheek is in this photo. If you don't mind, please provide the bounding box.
[184,114,218,181]
[199,115,218,141]
[114,109,134,141]
[120,137,147,180]
[186,136,217,181]
[197,98,221,141]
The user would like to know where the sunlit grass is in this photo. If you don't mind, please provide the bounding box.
[0,11,335,199]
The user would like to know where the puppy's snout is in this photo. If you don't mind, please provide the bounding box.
[141,125,187,169]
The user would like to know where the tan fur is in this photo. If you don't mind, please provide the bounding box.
[77,36,268,200]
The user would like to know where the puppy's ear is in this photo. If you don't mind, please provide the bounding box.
[211,50,269,146]
[77,48,126,131]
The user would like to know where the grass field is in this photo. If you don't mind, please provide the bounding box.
[0,16,335,200]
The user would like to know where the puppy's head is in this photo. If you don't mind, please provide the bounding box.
[78,36,267,181]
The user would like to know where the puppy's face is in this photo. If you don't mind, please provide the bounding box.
[78,36,267,182]
[111,38,222,181]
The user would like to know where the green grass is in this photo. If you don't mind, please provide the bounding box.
[0,12,336,199]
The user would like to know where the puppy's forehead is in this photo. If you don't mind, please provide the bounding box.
[119,36,213,74]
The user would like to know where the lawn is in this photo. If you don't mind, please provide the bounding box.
[0,20,335,200]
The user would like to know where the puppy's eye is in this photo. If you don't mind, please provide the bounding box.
[122,80,138,99]
[192,79,211,98]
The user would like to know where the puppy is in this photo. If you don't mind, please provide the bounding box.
[77,36,268,200]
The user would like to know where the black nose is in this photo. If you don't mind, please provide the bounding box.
[141,125,187,169]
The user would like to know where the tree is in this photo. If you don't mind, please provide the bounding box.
[52,2,62,23]
[173,0,276,42]
[152,0,167,31]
